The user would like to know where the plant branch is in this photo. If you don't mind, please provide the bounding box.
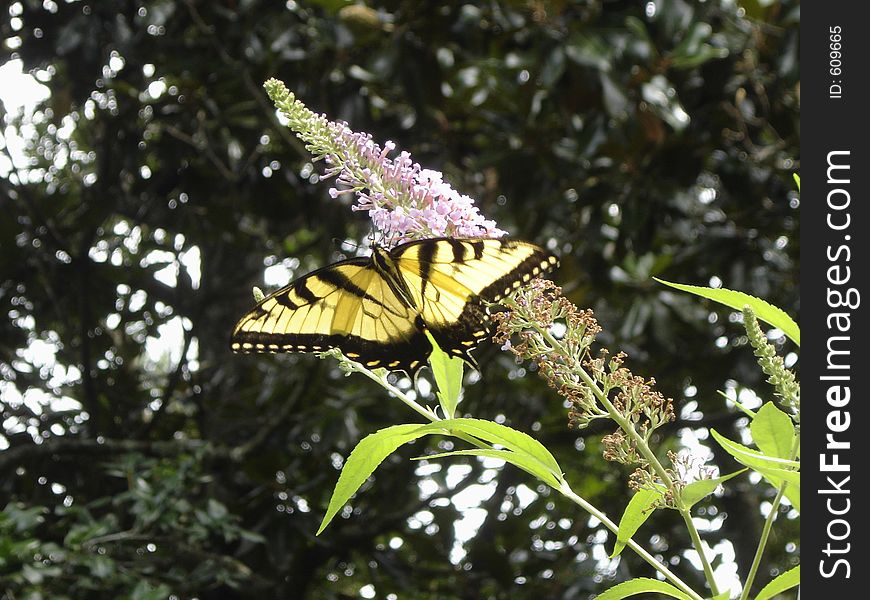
[541,328,719,595]
[559,483,703,600]
[739,433,801,600]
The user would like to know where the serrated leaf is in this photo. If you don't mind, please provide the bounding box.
[593,577,696,600]
[751,402,795,459]
[681,470,746,508]
[710,429,800,472]
[753,465,801,487]
[317,424,426,535]
[711,430,799,511]
[710,430,799,470]
[612,487,663,557]
[425,332,464,419]
[318,419,565,535]
[754,564,800,600]
[416,418,564,480]
[416,448,562,489]
[655,280,799,346]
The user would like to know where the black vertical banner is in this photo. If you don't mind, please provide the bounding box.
[801,3,868,597]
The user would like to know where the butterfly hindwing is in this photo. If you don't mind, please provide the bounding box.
[393,238,559,363]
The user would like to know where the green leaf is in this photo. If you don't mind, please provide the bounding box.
[238,528,268,544]
[750,402,796,459]
[611,487,663,557]
[778,485,801,513]
[717,390,757,418]
[207,498,229,520]
[793,173,800,190]
[305,0,353,15]
[3,503,47,532]
[752,466,801,512]
[564,32,612,71]
[417,448,563,489]
[425,332,464,419]
[416,418,564,481]
[671,23,729,69]
[593,577,696,600]
[751,465,801,490]
[655,280,800,346]
[754,564,800,600]
[318,419,565,535]
[710,430,799,470]
[624,16,654,47]
[681,470,746,508]
[708,592,731,600]
[129,581,174,600]
[88,554,115,578]
[710,430,799,511]
[317,424,427,535]
[641,75,690,132]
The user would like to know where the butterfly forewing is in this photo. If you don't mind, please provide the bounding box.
[393,238,559,362]
[231,258,430,373]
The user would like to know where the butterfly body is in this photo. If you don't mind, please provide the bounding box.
[231,238,558,375]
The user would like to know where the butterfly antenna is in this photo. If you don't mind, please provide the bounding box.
[367,228,391,251]
[375,226,403,250]
[333,237,362,255]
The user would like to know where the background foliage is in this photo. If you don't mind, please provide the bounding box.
[1,1,798,598]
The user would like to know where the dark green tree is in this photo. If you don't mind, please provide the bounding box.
[2,1,798,598]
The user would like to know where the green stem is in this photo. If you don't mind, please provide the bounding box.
[681,508,719,597]
[352,348,701,599]
[542,329,720,596]
[349,363,438,422]
[349,362,490,452]
[559,483,703,600]
[541,331,675,485]
[739,433,801,600]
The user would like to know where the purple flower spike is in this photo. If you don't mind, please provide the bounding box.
[264,78,507,246]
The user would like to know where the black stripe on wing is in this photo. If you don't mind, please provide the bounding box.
[231,328,433,376]
[231,254,434,375]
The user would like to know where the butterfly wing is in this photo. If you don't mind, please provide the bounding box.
[231,257,432,374]
[392,238,559,363]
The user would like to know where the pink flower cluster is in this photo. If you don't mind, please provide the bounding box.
[341,155,505,244]
[265,79,505,246]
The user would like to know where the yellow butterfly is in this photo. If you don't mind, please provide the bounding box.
[231,237,558,375]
